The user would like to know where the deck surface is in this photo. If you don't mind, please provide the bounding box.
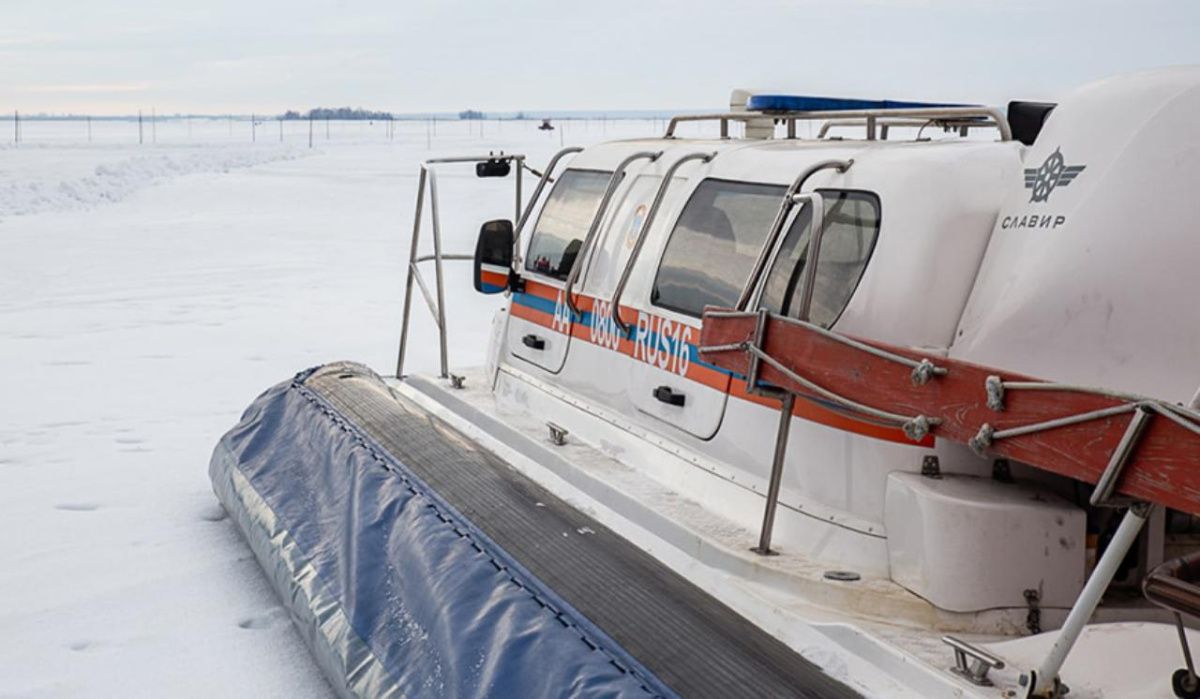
[307,365,858,699]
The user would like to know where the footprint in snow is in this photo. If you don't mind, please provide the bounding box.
[238,607,289,630]
[55,502,100,512]
[68,640,98,652]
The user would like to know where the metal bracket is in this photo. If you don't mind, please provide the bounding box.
[993,458,1014,483]
[546,422,568,446]
[448,373,466,390]
[921,455,942,479]
[1090,405,1153,507]
[986,375,1005,411]
[943,635,1005,687]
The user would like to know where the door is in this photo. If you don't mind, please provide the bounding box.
[507,169,610,373]
[628,178,789,440]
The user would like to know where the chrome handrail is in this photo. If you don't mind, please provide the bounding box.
[563,150,662,317]
[610,150,717,336]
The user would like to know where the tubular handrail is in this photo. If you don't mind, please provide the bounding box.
[396,153,526,379]
[511,146,584,268]
[665,106,1012,142]
[563,150,662,317]
[610,150,717,336]
[735,158,854,311]
[1145,553,1200,620]
[817,117,997,140]
[781,192,826,322]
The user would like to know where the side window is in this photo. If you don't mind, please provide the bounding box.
[759,190,881,328]
[651,179,787,317]
[524,169,611,280]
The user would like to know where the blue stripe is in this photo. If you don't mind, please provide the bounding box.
[511,293,734,377]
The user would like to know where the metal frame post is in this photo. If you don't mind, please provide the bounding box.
[428,169,449,377]
[396,166,429,378]
[753,391,795,555]
[395,153,529,379]
[1026,401,1166,697]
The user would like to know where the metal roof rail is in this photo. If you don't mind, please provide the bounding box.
[664,106,1012,142]
[818,117,1003,141]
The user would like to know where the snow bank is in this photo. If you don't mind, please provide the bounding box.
[0,146,305,219]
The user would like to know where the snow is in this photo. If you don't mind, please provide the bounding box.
[0,117,682,696]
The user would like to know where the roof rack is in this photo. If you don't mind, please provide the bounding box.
[664,106,1012,142]
[817,117,1001,140]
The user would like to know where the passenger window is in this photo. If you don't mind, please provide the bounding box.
[524,169,612,280]
[651,179,787,317]
[759,190,880,328]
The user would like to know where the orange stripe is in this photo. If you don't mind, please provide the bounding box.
[731,380,927,445]
[480,270,508,287]
[510,283,920,446]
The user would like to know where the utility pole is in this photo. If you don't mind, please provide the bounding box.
[279,117,283,143]
[13,110,18,145]
[251,113,256,142]
[151,107,156,144]
[308,114,313,148]
[138,109,144,145]
[325,116,330,140]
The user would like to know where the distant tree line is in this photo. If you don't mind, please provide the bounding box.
[281,107,394,121]
[459,109,485,120]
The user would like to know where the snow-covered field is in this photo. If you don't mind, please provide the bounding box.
[0,118,684,697]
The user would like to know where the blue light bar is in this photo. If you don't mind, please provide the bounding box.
[745,94,976,114]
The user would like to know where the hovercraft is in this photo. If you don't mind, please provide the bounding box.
[212,67,1200,698]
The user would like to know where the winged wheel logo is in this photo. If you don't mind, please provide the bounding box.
[1024,147,1085,203]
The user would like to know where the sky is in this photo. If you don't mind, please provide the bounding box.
[3,0,1200,116]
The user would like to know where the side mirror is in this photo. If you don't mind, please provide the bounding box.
[473,219,514,294]
[476,158,511,178]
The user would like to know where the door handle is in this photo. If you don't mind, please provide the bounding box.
[522,334,546,350]
[653,385,686,407]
